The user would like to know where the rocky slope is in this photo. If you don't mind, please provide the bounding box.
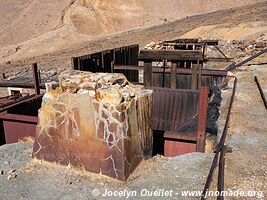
[0,0,266,67]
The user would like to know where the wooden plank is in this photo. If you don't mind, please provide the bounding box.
[113,65,227,77]
[138,50,203,61]
[191,64,198,90]
[171,62,177,89]
[198,63,203,89]
[144,61,152,87]
[207,57,233,62]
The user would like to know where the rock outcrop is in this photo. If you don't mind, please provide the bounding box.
[32,71,153,181]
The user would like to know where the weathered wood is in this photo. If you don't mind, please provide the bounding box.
[113,65,227,76]
[138,50,203,61]
[171,62,177,89]
[198,63,203,89]
[144,61,152,87]
[191,64,198,90]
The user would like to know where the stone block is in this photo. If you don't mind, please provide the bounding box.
[32,71,153,181]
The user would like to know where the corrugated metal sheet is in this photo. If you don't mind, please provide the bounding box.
[149,87,199,132]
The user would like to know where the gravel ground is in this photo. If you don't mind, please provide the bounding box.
[0,141,214,200]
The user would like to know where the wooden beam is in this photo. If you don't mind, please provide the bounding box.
[171,62,177,89]
[191,64,198,90]
[144,62,152,87]
[198,63,203,89]
[113,65,227,77]
[138,50,203,61]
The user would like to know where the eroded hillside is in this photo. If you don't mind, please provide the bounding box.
[0,0,266,68]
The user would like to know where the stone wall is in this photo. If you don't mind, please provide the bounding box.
[32,71,152,181]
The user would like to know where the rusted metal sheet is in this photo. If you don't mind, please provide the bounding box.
[149,87,199,132]
[0,94,43,145]
[164,141,196,157]
[197,86,209,152]
[156,86,208,157]
[3,120,37,144]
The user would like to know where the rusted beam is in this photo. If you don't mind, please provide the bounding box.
[254,76,267,109]
[0,113,38,123]
[138,50,203,61]
[196,86,209,152]
[201,78,237,199]
[0,94,43,114]
[113,65,227,77]
[217,145,226,200]
[32,63,40,96]
[226,48,267,71]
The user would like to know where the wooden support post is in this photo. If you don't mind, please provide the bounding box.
[191,63,198,90]
[77,57,81,70]
[198,62,203,89]
[32,63,40,96]
[2,73,6,80]
[196,86,209,152]
[71,57,75,70]
[144,61,152,87]
[171,62,177,89]
[162,59,166,87]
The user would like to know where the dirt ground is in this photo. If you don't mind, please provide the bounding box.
[0,142,214,200]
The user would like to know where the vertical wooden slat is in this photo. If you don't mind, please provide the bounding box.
[198,62,203,89]
[191,63,198,90]
[32,63,40,96]
[171,62,177,89]
[196,86,209,152]
[144,61,152,87]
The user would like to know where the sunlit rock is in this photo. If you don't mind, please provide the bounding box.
[32,70,153,181]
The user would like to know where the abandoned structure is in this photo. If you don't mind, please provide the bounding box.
[0,38,236,180]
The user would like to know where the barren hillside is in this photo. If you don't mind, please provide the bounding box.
[0,0,266,68]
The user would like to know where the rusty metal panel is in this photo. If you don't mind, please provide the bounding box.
[3,120,36,144]
[149,87,199,132]
[164,140,196,157]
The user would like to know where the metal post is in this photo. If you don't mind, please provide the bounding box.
[196,86,209,152]
[254,76,267,110]
[32,63,40,96]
